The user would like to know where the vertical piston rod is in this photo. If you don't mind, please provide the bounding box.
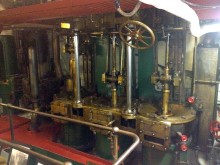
[73,32,81,104]
[126,36,132,113]
[120,41,125,74]
[28,46,39,127]
[111,34,117,107]
[28,46,38,100]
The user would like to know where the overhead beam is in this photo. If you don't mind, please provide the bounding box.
[0,0,219,26]
[0,0,148,25]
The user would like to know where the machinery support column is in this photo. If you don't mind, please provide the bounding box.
[28,46,39,128]
[28,46,38,102]
[73,32,81,104]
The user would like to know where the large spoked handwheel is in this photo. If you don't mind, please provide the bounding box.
[119,20,155,49]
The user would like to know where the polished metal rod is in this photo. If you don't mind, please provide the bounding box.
[120,41,125,74]
[112,34,116,72]
[28,46,38,99]
[0,103,140,165]
[126,36,132,112]
[113,129,139,165]
[165,33,170,69]
[0,139,70,165]
[73,32,81,103]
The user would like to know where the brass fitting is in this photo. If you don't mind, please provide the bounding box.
[173,73,181,87]
[112,88,117,107]
[151,72,159,84]
[118,75,124,85]
[66,78,73,92]
[102,73,106,83]
[162,89,170,116]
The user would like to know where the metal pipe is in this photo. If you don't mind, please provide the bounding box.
[180,32,186,104]
[9,109,14,141]
[73,32,81,104]
[113,129,139,165]
[112,34,116,75]
[53,30,62,79]
[0,139,70,165]
[86,47,89,88]
[192,38,198,96]
[111,87,117,107]
[162,84,170,116]
[106,37,110,73]
[28,46,38,99]
[120,41,125,74]
[195,80,220,85]
[66,57,74,92]
[0,103,139,165]
[112,133,119,161]
[165,33,170,69]
[126,36,132,112]
[161,34,171,116]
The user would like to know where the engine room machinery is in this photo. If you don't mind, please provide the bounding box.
[0,1,220,165]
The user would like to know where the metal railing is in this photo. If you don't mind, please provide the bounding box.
[0,103,140,165]
[0,139,68,165]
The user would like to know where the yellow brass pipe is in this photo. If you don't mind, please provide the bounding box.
[112,88,117,107]
[69,57,77,97]
[162,87,170,116]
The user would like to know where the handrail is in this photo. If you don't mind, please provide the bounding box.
[0,139,70,165]
[0,103,140,165]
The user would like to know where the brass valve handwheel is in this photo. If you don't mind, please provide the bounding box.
[119,20,155,49]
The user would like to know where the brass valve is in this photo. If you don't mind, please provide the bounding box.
[102,73,106,83]
[118,75,124,85]
[151,72,159,84]
[173,73,181,87]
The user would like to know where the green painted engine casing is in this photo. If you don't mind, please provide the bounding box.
[94,37,156,100]
[0,36,21,114]
[61,123,95,152]
[94,133,132,160]
[0,35,18,80]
